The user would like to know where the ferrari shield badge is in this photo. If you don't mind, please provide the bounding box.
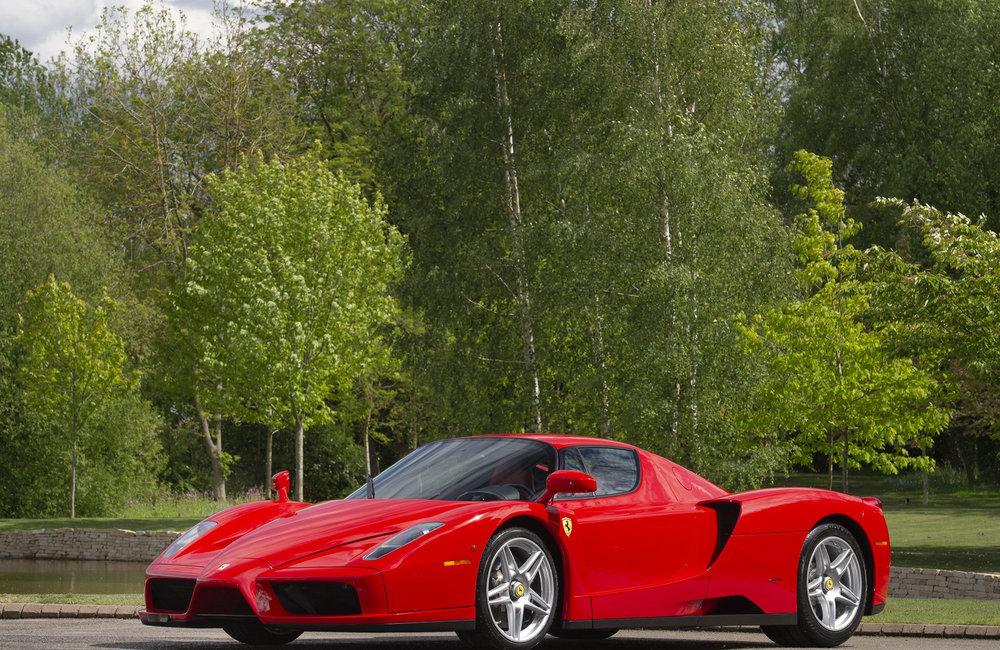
[561,517,573,537]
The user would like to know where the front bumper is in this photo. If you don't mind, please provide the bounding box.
[141,566,474,632]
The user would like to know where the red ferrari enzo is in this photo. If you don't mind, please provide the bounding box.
[140,434,890,648]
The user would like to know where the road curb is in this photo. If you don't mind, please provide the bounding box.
[0,603,139,619]
[699,623,1000,640]
[3,604,1000,639]
[857,622,1000,638]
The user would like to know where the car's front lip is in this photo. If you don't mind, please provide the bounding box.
[140,565,474,631]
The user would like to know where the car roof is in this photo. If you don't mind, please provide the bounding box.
[471,433,637,450]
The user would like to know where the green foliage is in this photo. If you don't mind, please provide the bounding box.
[178,149,405,498]
[774,0,1000,237]
[0,109,128,330]
[739,154,949,485]
[867,200,1000,462]
[10,279,162,517]
[0,34,49,112]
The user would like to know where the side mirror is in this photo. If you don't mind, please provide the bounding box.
[272,470,290,503]
[538,470,597,504]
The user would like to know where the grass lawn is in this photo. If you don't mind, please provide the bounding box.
[0,493,260,532]
[871,597,1000,626]
[0,517,200,532]
[771,472,1000,573]
[0,593,144,606]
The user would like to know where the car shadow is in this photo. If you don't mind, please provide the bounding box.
[95,633,774,650]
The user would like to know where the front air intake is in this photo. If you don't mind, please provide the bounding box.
[192,586,255,617]
[148,578,195,613]
[272,581,362,616]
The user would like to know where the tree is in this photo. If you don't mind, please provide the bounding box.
[260,0,418,188]
[0,34,50,112]
[381,0,790,489]
[181,150,405,500]
[0,108,129,324]
[772,0,1000,240]
[738,152,949,491]
[867,199,1000,488]
[15,278,138,518]
[53,2,305,500]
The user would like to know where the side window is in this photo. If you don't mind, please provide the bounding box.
[556,446,639,499]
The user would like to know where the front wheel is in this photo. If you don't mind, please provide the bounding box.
[465,527,559,649]
[222,621,302,646]
[762,523,867,647]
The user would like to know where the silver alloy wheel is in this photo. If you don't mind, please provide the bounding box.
[806,535,864,631]
[485,536,555,643]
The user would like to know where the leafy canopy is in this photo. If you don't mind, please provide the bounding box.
[181,149,406,432]
[738,152,949,479]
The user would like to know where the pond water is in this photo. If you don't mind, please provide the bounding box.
[0,559,147,594]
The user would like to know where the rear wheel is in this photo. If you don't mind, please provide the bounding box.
[762,523,867,647]
[222,621,301,646]
[465,527,558,649]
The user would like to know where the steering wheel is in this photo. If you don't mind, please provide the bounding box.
[509,484,533,500]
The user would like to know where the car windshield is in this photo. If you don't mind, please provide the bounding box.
[346,437,556,501]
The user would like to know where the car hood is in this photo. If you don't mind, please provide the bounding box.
[206,498,471,569]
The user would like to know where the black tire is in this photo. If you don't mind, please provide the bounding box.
[222,621,302,646]
[465,527,559,650]
[762,523,867,648]
[549,628,619,641]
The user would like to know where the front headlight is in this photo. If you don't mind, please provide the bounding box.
[363,522,444,560]
[162,520,218,559]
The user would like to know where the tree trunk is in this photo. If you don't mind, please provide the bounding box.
[199,411,226,502]
[70,397,78,519]
[827,430,835,491]
[265,429,275,499]
[193,392,226,501]
[214,415,226,501]
[842,430,850,494]
[592,296,612,438]
[492,17,543,433]
[363,406,374,497]
[921,469,929,506]
[294,414,304,502]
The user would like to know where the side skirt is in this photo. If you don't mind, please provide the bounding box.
[562,613,798,631]
[269,620,475,633]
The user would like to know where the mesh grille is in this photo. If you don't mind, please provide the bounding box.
[148,578,195,613]
[272,581,362,616]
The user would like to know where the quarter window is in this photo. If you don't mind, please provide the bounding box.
[557,446,639,498]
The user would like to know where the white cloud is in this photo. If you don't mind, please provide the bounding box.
[0,1,232,62]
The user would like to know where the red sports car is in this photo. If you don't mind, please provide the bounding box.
[140,434,890,648]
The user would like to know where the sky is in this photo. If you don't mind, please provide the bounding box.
[0,1,224,62]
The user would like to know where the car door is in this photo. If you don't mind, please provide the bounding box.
[556,446,710,621]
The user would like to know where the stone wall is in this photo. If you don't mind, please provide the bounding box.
[0,528,181,563]
[891,566,1000,600]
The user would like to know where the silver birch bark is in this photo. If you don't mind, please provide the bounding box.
[492,18,543,433]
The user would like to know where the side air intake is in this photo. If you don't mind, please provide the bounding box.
[701,500,741,567]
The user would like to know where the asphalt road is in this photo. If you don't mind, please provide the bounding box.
[0,620,992,650]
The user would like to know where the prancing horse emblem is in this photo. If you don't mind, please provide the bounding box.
[561,517,573,537]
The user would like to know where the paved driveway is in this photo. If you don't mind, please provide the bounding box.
[0,620,995,650]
